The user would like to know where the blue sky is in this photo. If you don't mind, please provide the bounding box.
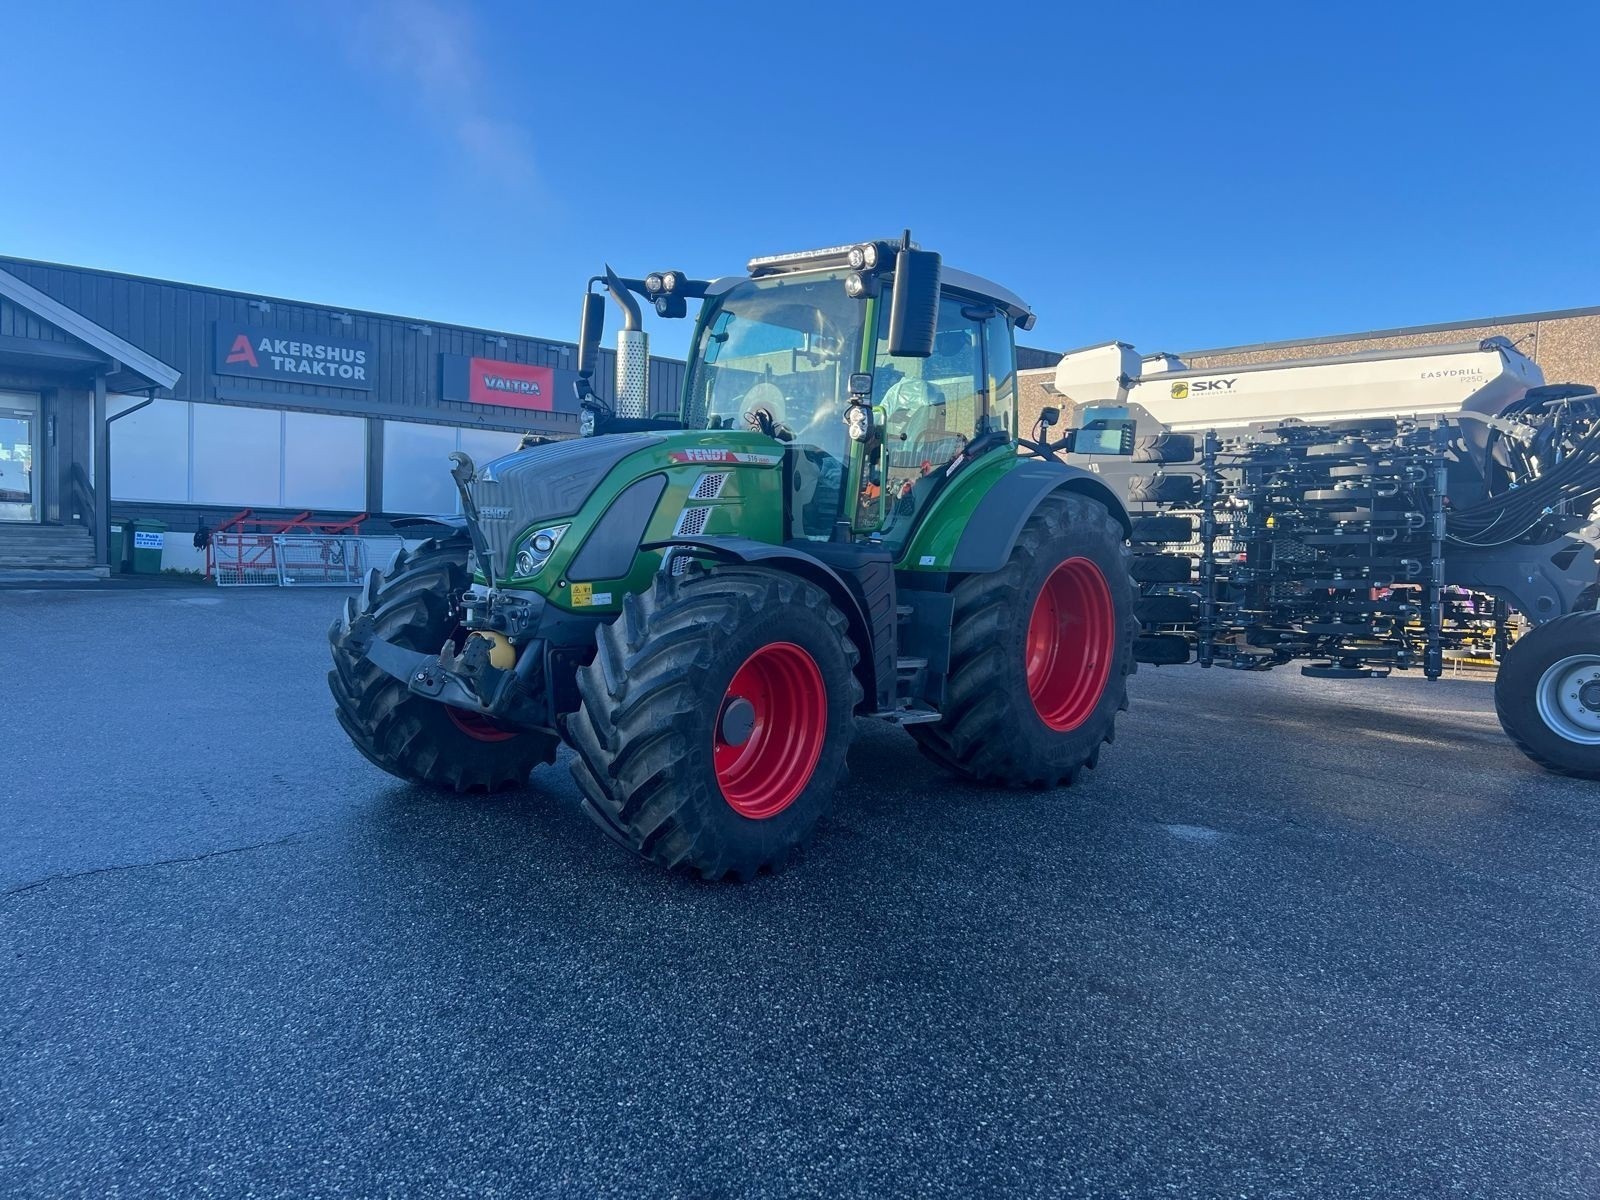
[3,2,1598,360]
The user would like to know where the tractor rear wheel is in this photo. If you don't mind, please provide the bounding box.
[327,535,557,792]
[567,567,861,880]
[1495,610,1600,779]
[912,492,1136,787]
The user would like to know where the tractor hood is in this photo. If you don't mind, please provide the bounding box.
[467,432,668,577]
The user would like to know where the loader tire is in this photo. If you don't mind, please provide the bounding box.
[327,536,557,792]
[1127,473,1200,505]
[1495,610,1600,779]
[911,492,1136,788]
[568,567,861,881]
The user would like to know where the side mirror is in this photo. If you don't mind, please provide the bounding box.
[577,291,605,380]
[887,247,941,359]
[848,372,873,399]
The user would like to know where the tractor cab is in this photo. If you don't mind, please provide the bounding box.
[577,237,1039,558]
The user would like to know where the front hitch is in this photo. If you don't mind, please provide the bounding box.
[332,579,554,736]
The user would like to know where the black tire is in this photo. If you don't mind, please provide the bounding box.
[1127,473,1200,505]
[1130,514,1195,544]
[1131,553,1192,583]
[1131,432,1196,464]
[567,567,861,881]
[327,536,558,792]
[1136,593,1198,624]
[1495,611,1600,779]
[910,492,1136,787]
[1133,633,1191,666]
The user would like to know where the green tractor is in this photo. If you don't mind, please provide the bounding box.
[330,236,1139,879]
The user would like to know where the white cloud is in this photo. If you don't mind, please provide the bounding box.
[346,0,535,186]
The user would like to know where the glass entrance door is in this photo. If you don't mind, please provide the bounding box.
[0,393,40,522]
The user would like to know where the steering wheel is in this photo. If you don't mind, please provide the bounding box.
[740,382,787,434]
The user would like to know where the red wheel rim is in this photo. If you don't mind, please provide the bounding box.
[446,707,520,743]
[713,642,828,819]
[1025,557,1116,731]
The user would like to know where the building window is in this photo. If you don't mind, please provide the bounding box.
[110,397,190,504]
[284,411,366,511]
[112,400,368,511]
[382,421,524,515]
[192,404,283,507]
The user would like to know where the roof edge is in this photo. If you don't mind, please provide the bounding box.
[0,265,181,390]
[1178,304,1600,360]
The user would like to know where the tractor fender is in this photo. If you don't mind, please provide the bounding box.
[647,535,880,710]
[946,459,1132,575]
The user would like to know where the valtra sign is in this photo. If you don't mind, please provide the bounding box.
[214,322,374,389]
[440,354,557,411]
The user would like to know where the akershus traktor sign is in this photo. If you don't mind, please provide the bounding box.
[214,322,374,389]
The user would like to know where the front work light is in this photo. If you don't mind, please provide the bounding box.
[513,523,570,577]
[846,404,873,442]
[845,271,880,299]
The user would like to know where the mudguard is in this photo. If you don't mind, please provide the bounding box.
[947,459,1132,575]
[645,535,883,710]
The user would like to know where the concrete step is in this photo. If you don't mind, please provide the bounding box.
[0,566,109,585]
[0,525,105,575]
[0,528,92,544]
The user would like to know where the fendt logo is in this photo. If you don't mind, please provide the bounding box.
[225,334,259,368]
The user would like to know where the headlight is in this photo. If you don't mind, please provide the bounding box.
[512,523,569,577]
[861,241,880,269]
[847,246,867,270]
[645,272,664,294]
[846,405,872,442]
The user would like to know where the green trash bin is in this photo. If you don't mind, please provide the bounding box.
[127,518,168,575]
[108,522,127,573]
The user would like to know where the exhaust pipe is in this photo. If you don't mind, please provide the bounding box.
[604,265,649,419]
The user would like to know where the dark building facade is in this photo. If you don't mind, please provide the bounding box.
[0,255,685,571]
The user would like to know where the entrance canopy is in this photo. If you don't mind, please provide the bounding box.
[0,266,179,392]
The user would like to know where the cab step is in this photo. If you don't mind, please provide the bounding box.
[870,703,942,726]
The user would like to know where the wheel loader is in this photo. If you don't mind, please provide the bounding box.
[330,236,1139,879]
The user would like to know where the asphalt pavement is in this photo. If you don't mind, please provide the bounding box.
[2,586,1598,1198]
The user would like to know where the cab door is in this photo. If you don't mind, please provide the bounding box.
[855,297,1016,548]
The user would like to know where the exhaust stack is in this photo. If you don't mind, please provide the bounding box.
[604,266,648,418]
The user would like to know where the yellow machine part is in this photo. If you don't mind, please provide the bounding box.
[468,631,517,669]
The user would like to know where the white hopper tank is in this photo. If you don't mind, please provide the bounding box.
[1052,337,1543,434]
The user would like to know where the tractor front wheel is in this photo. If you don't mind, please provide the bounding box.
[327,535,558,792]
[912,492,1136,787]
[567,567,862,880]
[1495,609,1600,779]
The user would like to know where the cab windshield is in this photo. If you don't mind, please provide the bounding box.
[684,270,868,537]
